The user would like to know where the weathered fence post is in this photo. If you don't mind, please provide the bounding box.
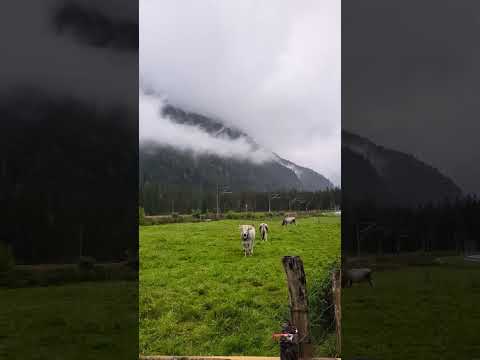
[332,269,342,357]
[282,256,312,360]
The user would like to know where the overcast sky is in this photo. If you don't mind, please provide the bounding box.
[140,0,340,186]
[343,0,480,195]
[0,0,137,109]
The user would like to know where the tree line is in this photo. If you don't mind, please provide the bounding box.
[140,184,341,215]
[1,95,137,265]
[342,195,480,256]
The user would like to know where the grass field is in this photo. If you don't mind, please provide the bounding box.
[139,216,340,357]
[0,281,138,360]
[342,256,480,359]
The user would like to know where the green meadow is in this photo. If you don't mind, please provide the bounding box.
[139,216,340,356]
[342,256,480,359]
[0,281,138,360]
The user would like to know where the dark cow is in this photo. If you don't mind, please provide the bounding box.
[342,268,374,288]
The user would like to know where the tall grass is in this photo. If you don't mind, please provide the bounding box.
[140,216,340,356]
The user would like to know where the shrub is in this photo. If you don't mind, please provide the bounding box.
[192,209,202,219]
[244,212,254,219]
[225,210,237,219]
[309,260,340,343]
[0,242,14,272]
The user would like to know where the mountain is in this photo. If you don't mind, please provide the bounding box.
[274,156,333,192]
[140,104,334,192]
[342,130,462,207]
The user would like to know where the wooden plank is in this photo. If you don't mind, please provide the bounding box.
[139,357,340,360]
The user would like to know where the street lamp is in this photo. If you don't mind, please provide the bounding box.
[269,192,281,213]
[216,184,232,217]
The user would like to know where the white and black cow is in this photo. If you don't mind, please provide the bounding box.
[259,223,269,241]
[282,216,296,226]
[239,224,255,256]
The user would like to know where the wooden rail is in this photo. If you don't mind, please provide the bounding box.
[139,357,340,360]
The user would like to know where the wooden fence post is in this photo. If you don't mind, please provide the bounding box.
[282,256,312,360]
[332,269,342,357]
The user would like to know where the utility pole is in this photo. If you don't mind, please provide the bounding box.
[305,196,314,212]
[289,198,295,211]
[216,184,219,218]
[269,192,280,213]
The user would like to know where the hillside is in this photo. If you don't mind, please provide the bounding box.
[342,130,462,207]
[140,104,333,192]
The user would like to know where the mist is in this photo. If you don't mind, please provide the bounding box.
[140,90,274,164]
[140,0,340,185]
[343,0,480,194]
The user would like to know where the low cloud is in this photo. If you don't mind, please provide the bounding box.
[140,0,340,185]
[0,0,137,109]
[139,90,274,164]
[53,2,138,51]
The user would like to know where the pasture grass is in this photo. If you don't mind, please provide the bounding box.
[139,216,340,356]
[0,262,136,288]
[0,281,138,360]
[342,256,480,359]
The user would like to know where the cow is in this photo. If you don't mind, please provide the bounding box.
[259,223,269,241]
[282,216,296,226]
[239,224,255,256]
[342,268,374,288]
